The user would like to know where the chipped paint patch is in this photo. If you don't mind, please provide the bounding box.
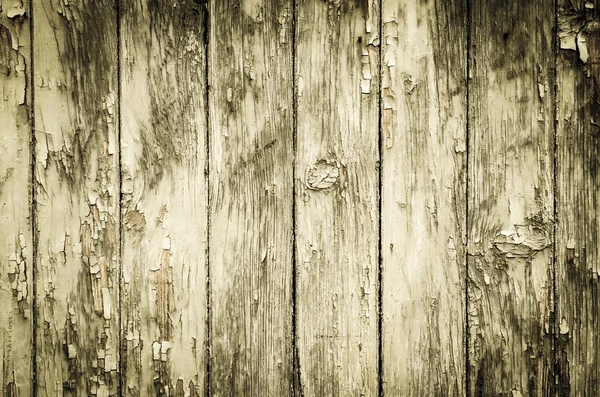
[7,232,29,316]
[493,225,550,259]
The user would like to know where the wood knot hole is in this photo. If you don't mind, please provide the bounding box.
[305,159,341,190]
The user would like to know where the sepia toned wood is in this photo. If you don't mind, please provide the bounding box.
[556,0,600,395]
[294,0,379,395]
[467,0,555,395]
[380,0,467,395]
[0,0,32,395]
[120,1,208,396]
[208,0,294,395]
[3,1,600,394]
[33,0,120,395]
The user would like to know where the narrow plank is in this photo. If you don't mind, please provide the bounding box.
[294,1,379,395]
[208,0,294,395]
[381,0,467,395]
[120,1,208,395]
[33,0,119,395]
[556,1,600,394]
[467,0,555,395]
[0,1,32,395]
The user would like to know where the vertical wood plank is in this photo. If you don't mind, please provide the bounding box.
[208,0,294,395]
[467,0,555,395]
[0,1,32,395]
[556,1,600,394]
[120,1,208,396]
[33,0,119,395]
[295,1,379,395]
[380,0,467,395]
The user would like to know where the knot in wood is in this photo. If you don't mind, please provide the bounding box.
[305,159,340,190]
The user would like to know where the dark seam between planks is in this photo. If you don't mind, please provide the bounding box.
[291,0,301,395]
[464,0,471,394]
[29,0,37,395]
[552,0,559,394]
[377,0,383,396]
[116,0,123,395]
[204,1,211,396]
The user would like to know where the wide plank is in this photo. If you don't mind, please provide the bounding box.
[467,0,555,395]
[295,0,380,395]
[33,0,120,394]
[120,1,208,395]
[208,0,294,395]
[0,1,32,395]
[381,0,467,395]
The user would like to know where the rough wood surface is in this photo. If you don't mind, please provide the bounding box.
[33,0,120,395]
[556,1,600,395]
[380,0,467,395]
[467,0,555,395]
[208,0,294,395]
[4,1,600,394]
[295,1,379,395]
[0,1,32,395]
[120,1,208,396]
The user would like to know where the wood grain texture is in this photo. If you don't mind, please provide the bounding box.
[33,0,119,395]
[120,1,208,396]
[208,0,293,395]
[380,0,467,395]
[295,0,379,395]
[556,1,600,395]
[467,0,555,395]
[0,1,32,395]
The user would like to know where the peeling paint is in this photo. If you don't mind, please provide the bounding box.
[294,0,380,394]
[7,232,29,316]
[33,0,120,394]
[467,1,555,394]
[1,1,32,394]
[493,225,550,259]
[120,0,208,394]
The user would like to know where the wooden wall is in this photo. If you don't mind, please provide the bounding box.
[0,0,599,395]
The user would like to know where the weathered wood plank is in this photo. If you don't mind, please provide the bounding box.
[380,0,467,395]
[33,0,119,395]
[208,0,294,395]
[556,1,600,395]
[120,1,208,396]
[295,1,379,395]
[0,1,32,395]
[467,0,555,395]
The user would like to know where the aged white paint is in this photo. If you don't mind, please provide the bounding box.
[295,0,380,395]
[33,1,119,394]
[381,0,467,394]
[0,1,599,395]
[0,1,32,395]
[120,1,208,395]
[467,1,555,395]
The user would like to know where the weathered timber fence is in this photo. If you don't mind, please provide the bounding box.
[0,0,599,395]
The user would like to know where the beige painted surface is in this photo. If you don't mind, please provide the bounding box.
[467,0,555,395]
[33,0,120,395]
[1,1,600,396]
[381,0,467,395]
[120,1,208,395]
[295,1,380,395]
[0,1,32,395]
